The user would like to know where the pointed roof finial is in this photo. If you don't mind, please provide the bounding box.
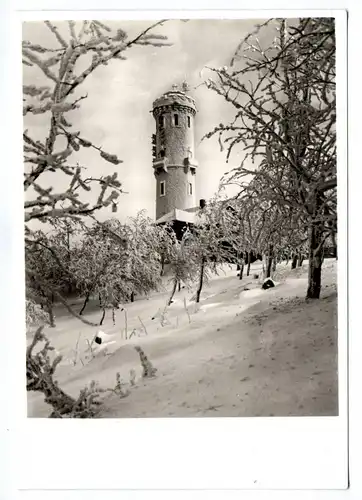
[171,83,178,91]
[182,80,190,92]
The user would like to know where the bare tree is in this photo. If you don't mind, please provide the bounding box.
[188,200,239,303]
[221,188,309,281]
[158,226,200,306]
[204,18,336,298]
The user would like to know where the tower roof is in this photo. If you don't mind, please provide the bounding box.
[152,83,197,113]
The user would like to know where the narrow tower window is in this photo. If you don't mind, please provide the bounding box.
[160,180,166,197]
[188,182,193,195]
[187,116,191,128]
[174,113,179,126]
[158,115,164,128]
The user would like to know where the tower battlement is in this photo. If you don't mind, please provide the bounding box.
[152,89,197,115]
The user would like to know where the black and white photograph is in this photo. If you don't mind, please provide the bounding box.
[22,16,341,422]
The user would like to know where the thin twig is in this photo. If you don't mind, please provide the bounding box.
[73,331,82,366]
[183,297,191,324]
[86,338,95,359]
[124,308,128,340]
[138,316,148,336]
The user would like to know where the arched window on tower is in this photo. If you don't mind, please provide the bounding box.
[187,116,191,128]
[159,115,164,128]
[173,113,179,126]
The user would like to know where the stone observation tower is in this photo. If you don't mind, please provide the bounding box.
[151,82,199,223]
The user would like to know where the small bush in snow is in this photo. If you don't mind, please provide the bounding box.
[134,345,157,378]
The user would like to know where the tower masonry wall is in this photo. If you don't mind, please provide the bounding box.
[156,166,196,220]
[156,107,195,164]
[152,89,198,220]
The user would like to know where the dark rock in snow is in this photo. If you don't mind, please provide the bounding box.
[262,278,275,290]
[253,274,259,279]
[94,336,102,345]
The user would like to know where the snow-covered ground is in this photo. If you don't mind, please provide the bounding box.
[27,259,338,418]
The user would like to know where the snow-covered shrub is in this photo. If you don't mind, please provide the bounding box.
[26,298,49,328]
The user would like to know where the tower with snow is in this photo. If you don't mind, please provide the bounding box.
[151,82,199,226]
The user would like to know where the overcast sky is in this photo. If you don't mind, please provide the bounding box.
[23,19,269,223]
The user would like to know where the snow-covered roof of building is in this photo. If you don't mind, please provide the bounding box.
[155,208,197,225]
[183,206,199,213]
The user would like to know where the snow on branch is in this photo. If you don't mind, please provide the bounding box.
[203,17,336,233]
[23,20,170,229]
[27,327,131,417]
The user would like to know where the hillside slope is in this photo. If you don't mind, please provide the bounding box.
[27,259,338,418]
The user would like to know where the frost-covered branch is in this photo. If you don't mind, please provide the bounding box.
[23,19,170,225]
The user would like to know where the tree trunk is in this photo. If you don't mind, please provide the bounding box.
[47,301,55,328]
[266,256,272,278]
[331,230,338,259]
[236,251,240,271]
[239,260,244,280]
[178,280,181,292]
[99,308,106,326]
[306,244,323,299]
[298,253,304,267]
[291,254,298,269]
[306,193,325,299]
[167,278,178,306]
[79,292,90,316]
[272,257,277,272]
[195,257,206,303]
[266,245,273,278]
[38,287,47,312]
[160,255,165,276]
[246,252,251,276]
[65,227,72,296]
[130,292,135,303]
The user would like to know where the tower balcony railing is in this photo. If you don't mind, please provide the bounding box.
[183,157,198,174]
[152,156,169,173]
[183,157,198,168]
[152,156,198,174]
